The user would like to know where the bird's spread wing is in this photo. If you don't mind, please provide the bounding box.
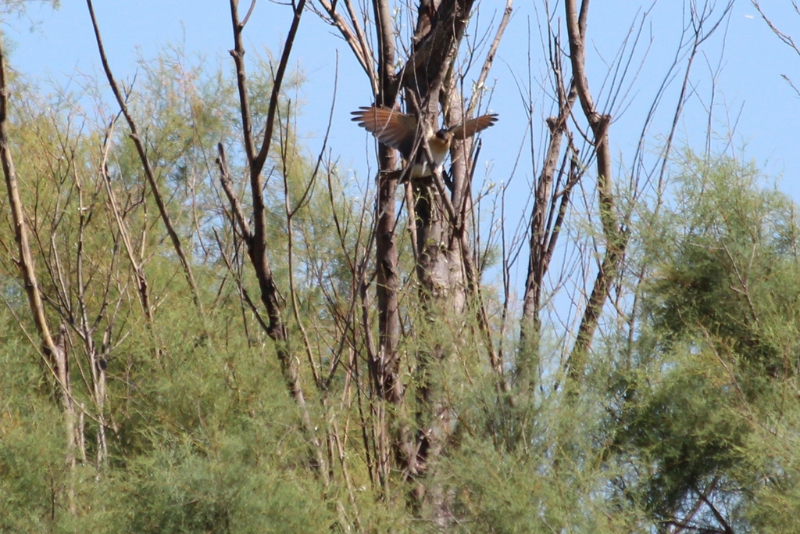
[351,106,417,156]
[449,113,498,140]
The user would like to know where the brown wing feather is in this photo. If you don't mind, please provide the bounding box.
[351,107,417,156]
[449,113,498,140]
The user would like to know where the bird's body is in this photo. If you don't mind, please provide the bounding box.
[351,106,497,180]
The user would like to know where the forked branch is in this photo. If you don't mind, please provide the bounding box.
[86,0,204,314]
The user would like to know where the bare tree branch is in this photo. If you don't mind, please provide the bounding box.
[0,26,77,499]
[563,0,625,385]
[86,0,204,314]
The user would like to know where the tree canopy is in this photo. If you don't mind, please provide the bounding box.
[2,1,800,532]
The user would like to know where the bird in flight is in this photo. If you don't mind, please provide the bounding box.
[351,106,498,180]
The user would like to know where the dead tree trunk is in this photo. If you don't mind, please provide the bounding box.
[216,0,330,485]
[401,0,479,520]
[518,34,580,391]
[371,0,405,489]
[315,0,508,517]
[563,0,626,389]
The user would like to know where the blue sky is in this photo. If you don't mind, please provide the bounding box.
[5,0,800,303]
[7,1,800,172]
[8,1,799,175]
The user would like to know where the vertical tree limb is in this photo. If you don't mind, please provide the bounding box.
[563,0,626,386]
[0,27,76,501]
[86,0,204,315]
[221,3,341,510]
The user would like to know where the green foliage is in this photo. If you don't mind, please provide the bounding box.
[611,351,749,522]
[5,22,800,532]
[0,44,348,532]
[605,152,800,531]
[645,153,800,383]
[443,384,648,533]
[120,435,333,533]
[0,395,68,532]
[0,0,59,17]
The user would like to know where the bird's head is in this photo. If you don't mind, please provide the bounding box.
[434,129,453,143]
